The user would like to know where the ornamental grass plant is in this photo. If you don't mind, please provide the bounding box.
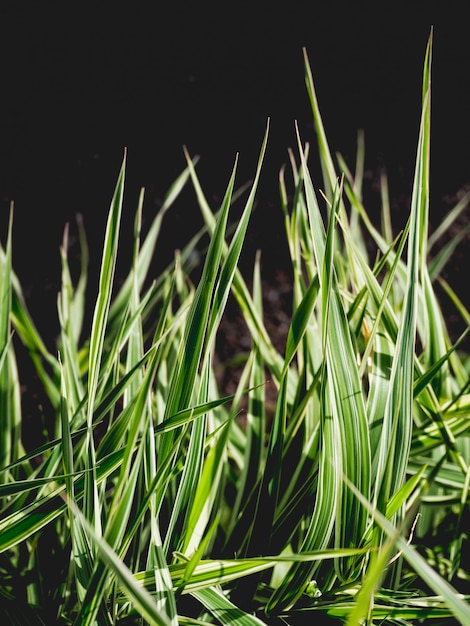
[1,31,470,625]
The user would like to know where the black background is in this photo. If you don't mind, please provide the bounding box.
[1,3,469,342]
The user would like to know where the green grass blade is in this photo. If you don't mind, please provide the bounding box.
[375,33,432,518]
[191,586,269,626]
[303,48,338,200]
[0,204,14,475]
[163,157,237,422]
[82,152,126,539]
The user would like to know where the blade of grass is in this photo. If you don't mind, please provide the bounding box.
[374,32,432,519]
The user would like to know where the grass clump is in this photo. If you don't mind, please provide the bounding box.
[1,31,470,625]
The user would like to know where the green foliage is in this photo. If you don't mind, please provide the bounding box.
[1,30,470,625]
